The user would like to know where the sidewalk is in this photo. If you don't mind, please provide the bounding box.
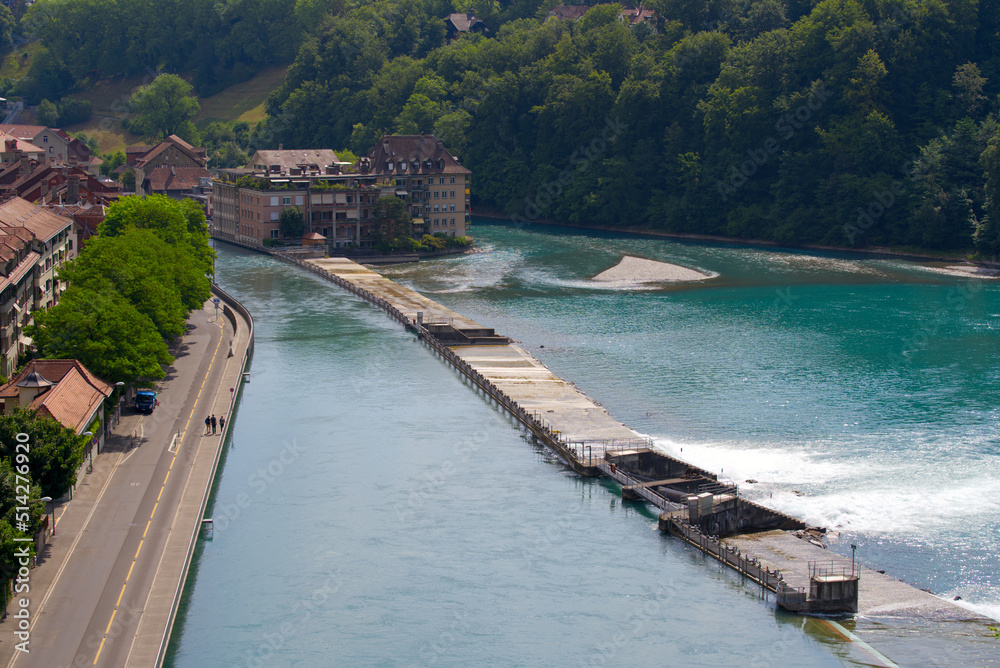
[0,291,252,668]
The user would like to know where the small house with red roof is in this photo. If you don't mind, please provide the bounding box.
[0,359,113,447]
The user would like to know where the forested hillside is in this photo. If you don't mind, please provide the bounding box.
[14,0,1000,254]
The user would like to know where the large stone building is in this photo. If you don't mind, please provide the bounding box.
[211,135,471,248]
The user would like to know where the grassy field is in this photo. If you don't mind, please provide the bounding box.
[0,60,288,153]
[0,42,44,80]
[195,65,287,126]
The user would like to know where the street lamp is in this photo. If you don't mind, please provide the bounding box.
[40,496,53,536]
[851,543,857,574]
[83,431,94,473]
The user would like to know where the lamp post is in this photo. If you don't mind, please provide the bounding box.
[851,543,857,575]
[83,431,94,473]
[40,496,53,536]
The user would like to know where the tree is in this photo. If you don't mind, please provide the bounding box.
[99,195,215,297]
[57,97,93,125]
[279,207,305,239]
[0,4,13,51]
[100,150,127,179]
[128,74,201,139]
[0,411,87,499]
[26,284,172,385]
[953,62,988,117]
[371,196,412,246]
[57,229,190,340]
[36,98,59,126]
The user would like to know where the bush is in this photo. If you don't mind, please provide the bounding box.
[419,234,447,251]
[58,96,92,125]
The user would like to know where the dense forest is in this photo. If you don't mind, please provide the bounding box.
[12,0,1000,255]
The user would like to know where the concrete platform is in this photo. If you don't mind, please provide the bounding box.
[724,531,978,621]
[308,257,640,447]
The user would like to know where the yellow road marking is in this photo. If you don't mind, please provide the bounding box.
[92,317,225,665]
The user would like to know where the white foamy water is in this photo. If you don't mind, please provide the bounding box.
[650,435,1000,535]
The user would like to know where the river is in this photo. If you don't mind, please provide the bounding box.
[167,220,999,667]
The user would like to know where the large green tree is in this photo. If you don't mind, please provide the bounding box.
[279,206,305,239]
[26,284,172,385]
[371,196,412,245]
[99,194,214,299]
[57,230,191,340]
[128,74,201,139]
[0,411,87,499]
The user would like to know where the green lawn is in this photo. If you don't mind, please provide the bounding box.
[0,59,288,153]
[195,65,288,126]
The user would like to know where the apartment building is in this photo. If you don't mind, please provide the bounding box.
[362,134,471,238]
[0,198,76,378]
[212,136,472,247]
[213,149,381,248]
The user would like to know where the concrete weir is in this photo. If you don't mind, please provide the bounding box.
[281,254,989,631]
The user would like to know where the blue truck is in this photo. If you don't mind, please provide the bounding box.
[135,390,157,414]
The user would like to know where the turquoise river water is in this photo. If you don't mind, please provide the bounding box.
[166,220,1000,667]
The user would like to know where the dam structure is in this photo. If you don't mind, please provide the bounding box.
[279,253,988,631]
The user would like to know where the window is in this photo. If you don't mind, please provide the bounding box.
[43,136,48,143]
[450,204,455,212]
[256,196,260,205]
[346,196,353,204]
[433,191,439,199]
[433,205,439,212]
[450,176,455,184]
[282,196,291,205]
[439,177,446,184]
[451,218,455,226]
[295,195,304,205]
[270,196,279,206]
[270,230,279,239]
[271,212,279,221]
[450,190,455,198]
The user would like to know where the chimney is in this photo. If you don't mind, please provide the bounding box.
[18,155,29,177]
[68,175,80,203]
[41,180,49,197]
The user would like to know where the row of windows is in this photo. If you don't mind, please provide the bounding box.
[239,193,371,206]
[395,176,458,187]
[432,218,457,227]
[432,190,458,199]
[415,204,457,213]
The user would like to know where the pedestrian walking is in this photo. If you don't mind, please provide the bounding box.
[219,415,225,432]
[211,415,217,434]
[204,415,211,435]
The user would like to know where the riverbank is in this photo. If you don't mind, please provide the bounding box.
[473,210,973,264]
